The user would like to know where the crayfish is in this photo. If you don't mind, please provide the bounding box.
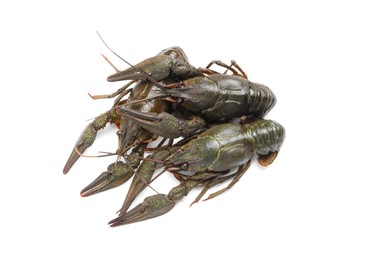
[63,37,286,227]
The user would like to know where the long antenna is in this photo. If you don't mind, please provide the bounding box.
[96,31,160,85]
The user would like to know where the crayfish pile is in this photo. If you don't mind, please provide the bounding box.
[63,46,285,227]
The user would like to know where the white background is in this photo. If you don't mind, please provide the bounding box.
[1,0,364,259]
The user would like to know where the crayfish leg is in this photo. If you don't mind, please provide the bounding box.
[100,53,119,72]
[204,60,248,79]
[229,60,248,79]
[88,80,134,102]
[203,161,251,202]
[258,151,279,166]
[190,175,231,206]
[188,171,230,206]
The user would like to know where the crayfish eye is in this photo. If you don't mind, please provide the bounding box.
[181,163,188,170]
[116,131,123,137]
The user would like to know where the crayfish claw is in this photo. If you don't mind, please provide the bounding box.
[80,161,134,197]
[63,110,119,174]
[119,107,205,139]
[110,177,199,226]
[119,107,181,139]
[117,148,173,216]
[108,194,175,227]
[107,55,173,82]
[80,144,146,197]
[63,123,97,174]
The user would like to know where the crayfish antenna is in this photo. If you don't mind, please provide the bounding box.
[100,53,119,72]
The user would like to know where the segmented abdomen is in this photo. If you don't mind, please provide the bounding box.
[244,119,285,155]
[247,82,276,117]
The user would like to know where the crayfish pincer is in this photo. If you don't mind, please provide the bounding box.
[107,54,203,82]
[109,119,285,227]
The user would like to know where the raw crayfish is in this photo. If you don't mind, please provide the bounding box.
[107,118,285,226]
[112,54,276,139]
[63,42,285,227]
